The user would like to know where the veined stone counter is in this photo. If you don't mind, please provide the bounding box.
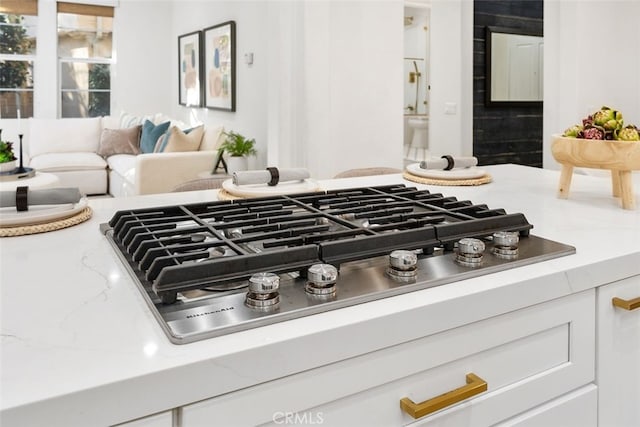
[1,164,639,426]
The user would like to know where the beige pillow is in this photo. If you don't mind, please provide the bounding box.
[199,125,225,151]
[162,125,205,153]
[97,125,141,158]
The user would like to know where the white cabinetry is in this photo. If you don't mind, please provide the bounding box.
[113,411,173,427]
[181,291,595,427]
[494,385,597,427]
[596,275,640,427]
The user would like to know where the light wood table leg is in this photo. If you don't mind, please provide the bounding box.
[611,170,621,197]
[557,164,574,199]
[618,170,635,210]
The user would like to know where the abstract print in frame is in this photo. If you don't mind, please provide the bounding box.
[178,31,202,107]
[203,21,236,111]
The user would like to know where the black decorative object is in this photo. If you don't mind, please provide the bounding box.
[212,150,228,174]
[16,134,27,173]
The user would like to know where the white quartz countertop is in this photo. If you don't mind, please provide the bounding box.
[1,164,639,426]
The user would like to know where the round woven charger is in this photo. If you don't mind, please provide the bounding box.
[217,188,326,201]
[0,207,93,237]
[403,171,493,186]
[217,188,243,201]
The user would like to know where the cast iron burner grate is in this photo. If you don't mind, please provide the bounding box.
[101,185,533,304]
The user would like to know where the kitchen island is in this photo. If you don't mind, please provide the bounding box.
[1,164,639,427]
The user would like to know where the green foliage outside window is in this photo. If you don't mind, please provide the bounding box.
[0,14,34,89]
[88,64,110,117]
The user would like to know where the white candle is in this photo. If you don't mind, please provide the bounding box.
[17,108,21,133]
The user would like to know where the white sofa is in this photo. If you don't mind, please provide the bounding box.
[25,115,224,197]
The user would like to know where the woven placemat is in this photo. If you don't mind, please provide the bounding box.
[217,188,327,201]
[0,207,93,237]
[403,171,493,186]
[217,188,243,201]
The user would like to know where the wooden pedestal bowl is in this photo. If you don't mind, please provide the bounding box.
[551,135,640,210]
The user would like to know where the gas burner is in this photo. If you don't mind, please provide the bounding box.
[456,238,485,267]
[386,250,418,281]
[305,264,338,296]
[245,272,280,310]
[492,231,519,259]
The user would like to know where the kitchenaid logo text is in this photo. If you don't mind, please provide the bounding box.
[273,411,324,425]
[186,307,234,318]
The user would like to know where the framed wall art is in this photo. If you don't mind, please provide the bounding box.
[203,21,236,111]
[178,31,202,107]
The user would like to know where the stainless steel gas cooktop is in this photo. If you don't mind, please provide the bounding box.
[100,184,575,344]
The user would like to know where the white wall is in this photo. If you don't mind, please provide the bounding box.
[543,0,640,169]
[117,0,403,179]
[112,0,173,118]
[294,1,404,179]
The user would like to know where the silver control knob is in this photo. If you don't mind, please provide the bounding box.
[456,238,485,268]
[458,238,485,255]
[305,264,338,297]
[387,250,418,281]
[389,250,418,271]
[308,264,338,286]
[248,272,280,294]
[493,231,519,248]
[492,231,520,259]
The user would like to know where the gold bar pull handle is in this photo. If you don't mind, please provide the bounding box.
[400,373,488,419]
[612,296,640,311]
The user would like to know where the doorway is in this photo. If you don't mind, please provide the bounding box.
[403,2,430,166]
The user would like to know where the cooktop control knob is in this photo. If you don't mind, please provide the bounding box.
[246,272,280,309]
[389,250,418,270]
[492,231,519,259]
[306,264,338,296]
[387,250,418,280]
[458,238,485,255]
[249,272,280,293]
[456,238,485,267]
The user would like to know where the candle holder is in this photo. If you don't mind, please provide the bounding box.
[15,134,27,173]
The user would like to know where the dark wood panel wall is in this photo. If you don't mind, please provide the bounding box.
[473,0,543,167]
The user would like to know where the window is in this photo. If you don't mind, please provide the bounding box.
[0,0,37,119]
[57,2,113,118]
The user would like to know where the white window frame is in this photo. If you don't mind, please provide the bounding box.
[56,2,114,118]
[0,13,37,118]
[58,57,113,117]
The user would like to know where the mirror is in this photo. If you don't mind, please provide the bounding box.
[485,26,543,106]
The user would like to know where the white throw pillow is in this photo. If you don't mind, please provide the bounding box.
[101,115,121,129]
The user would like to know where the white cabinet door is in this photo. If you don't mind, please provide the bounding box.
[112,411,173,427]
[597,275,640,427]
[493,385,597,427]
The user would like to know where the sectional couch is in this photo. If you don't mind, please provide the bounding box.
[25,114,225,197]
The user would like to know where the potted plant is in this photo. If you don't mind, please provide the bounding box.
[0,138,17,173]
[217,130,257,174]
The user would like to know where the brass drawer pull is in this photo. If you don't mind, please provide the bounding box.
[612,296,640,311]
[400,373,488,419]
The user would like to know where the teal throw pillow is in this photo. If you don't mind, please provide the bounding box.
[140,120,170,153]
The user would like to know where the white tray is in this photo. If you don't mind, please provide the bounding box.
[221,179,321,198]
[0,197,88,227]
[406,163,487,180]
